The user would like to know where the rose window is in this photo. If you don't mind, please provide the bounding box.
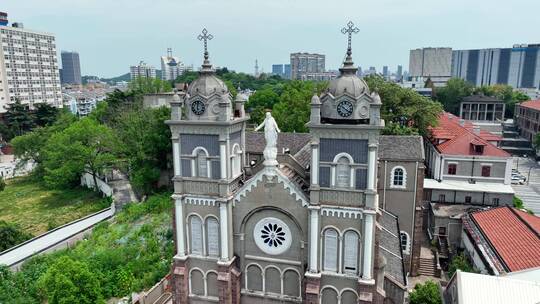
[253,217,292,255]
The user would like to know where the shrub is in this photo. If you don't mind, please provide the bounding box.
[0,220,33,251]
[38,256,104,304]
[513,196,524,209]
[409,280,442,304]
[448,252,475,278]
[0,176,5,192]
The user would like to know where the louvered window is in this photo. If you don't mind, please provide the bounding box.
[206,217,219,257]
[324,229,338,272]
[196,150,208,177]
[336,157,351,188]
[190,216,203,255]
[343,231,359,274]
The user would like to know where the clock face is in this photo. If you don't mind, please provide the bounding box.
[337,100,354,118]
[191,100,206,115]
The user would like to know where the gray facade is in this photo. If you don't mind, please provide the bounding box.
[290,52,325,80]
[61,51,81,85]
[452,44,540,89]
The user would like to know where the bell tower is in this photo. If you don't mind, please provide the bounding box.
[305,21,385,303]
[167,28,247,304]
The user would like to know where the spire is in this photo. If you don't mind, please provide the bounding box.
[339,21,359,75]
[197,28,214,73]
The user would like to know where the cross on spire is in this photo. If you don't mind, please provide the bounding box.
[341,21,359,56]
[198,28,213,60]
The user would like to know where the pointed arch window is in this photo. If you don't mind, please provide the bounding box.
[343,230,359,274]
[323,228,339,272]
[231,144,242,178]
[400,231,410,254]
[189,216,203,255]
[196,149,208,177]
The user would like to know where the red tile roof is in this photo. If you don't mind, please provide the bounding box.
[471,207,540,272]
[429,112,509,157]
[519,100,540,111]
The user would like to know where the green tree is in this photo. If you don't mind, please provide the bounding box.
[175,71,198,84]
[246,88,280,125]
[364,75,443,136]
[448,252,475,278]
[42,118,118,189]
[34,103,59,127]
[38,256,104,304]
[113,107,171,194]
[4,100,35,137]
[434,78,474,115]
[0,220,33,251]
[476,84,530,118]
[128,77,172,94]
[409,280,442,304]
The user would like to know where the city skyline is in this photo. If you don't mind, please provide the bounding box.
[3,0,540,78]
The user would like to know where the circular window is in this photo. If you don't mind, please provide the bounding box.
[253,217,292,255]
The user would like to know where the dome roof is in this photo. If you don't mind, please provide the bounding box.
[328,74,369,97]
[187,73,228,96]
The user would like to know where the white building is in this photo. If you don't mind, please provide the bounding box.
[161,48,186,81]
[0,23,62,113]
[409,47,452,86]
[130,61,156,80]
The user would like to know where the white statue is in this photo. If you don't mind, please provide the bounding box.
[255,112,281,166]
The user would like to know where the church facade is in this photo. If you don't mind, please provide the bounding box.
[167,24,407,304]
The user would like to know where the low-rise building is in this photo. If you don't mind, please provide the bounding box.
[461,206,540,275]
[459,95,505,122]
[514,99,540,141]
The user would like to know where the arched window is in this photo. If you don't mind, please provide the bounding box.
[206,271,219,298]
[246,264,263,291]
[391,166,406,188]
[321,287,339,304]
[343,231,359,274]
[231,144,241,177]
[206,217,219,257]
[196,149,208,177]
[283,269,300,297]
[400,231,410,254]
[336,156,351,188]
[189,269,205,296]
[189,216,203,255]
[323,228,339,272]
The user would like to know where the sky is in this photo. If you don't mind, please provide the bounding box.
[4,0,540,78]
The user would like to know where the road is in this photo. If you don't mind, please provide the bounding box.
[512,156,540,215]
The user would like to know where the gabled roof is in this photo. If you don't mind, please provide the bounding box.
[518,99,540,111]
[429,112,508,157]
[469,206,540,272]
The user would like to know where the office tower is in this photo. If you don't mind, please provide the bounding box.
[289,52,325,80]
[60,51,81,85]
[284,64,291,79]
[452,44,540,89]
[383,66,389,76]
[0,21,62,112]
[396,65,403,81]
[161,48,185,81]
[409,47,452,86]
[130,61,156,80]
[272,64,284,76]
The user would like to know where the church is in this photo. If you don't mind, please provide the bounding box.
[166,23,413,304]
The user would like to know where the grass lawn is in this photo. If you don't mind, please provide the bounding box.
[0,176,109,237]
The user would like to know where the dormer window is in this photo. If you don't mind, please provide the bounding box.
[470,140,485,154]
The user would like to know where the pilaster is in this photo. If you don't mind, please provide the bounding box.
[217,258,241,304]
[171,257,189,304]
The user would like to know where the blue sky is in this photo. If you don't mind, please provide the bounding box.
[4,0,540,78]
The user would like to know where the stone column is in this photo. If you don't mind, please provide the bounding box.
[220,140,227,179]
[173,137,181,176]
[174,197,185,256]
[311,142,319,186]
[308,207,320,272]
[220,202,229,261]
[367,144,377,191]
[362,212,375,280]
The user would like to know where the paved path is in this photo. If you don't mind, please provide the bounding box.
[0,207,113,267]
[511,157,540,215]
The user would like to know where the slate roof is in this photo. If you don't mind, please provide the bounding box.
[519,100,540,111]
[246,132,311,156]
[379,210,407,286]
[378,136,424,161]
[429,112,508,157]
[469,206,540,272]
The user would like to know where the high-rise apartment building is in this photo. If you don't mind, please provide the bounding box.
[452,44,540,89]
[272,64,283,76]
[396,65,403,81]
[130,61,156,80]
[409,47,452,86]
[382,65,389,77]
[283,64,291,79]
[0,21,62,112]
[289,52,325,80]
[61,51,81,85]
[161,48,185,81]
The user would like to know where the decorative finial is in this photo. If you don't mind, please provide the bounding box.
[198,28,214,71]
